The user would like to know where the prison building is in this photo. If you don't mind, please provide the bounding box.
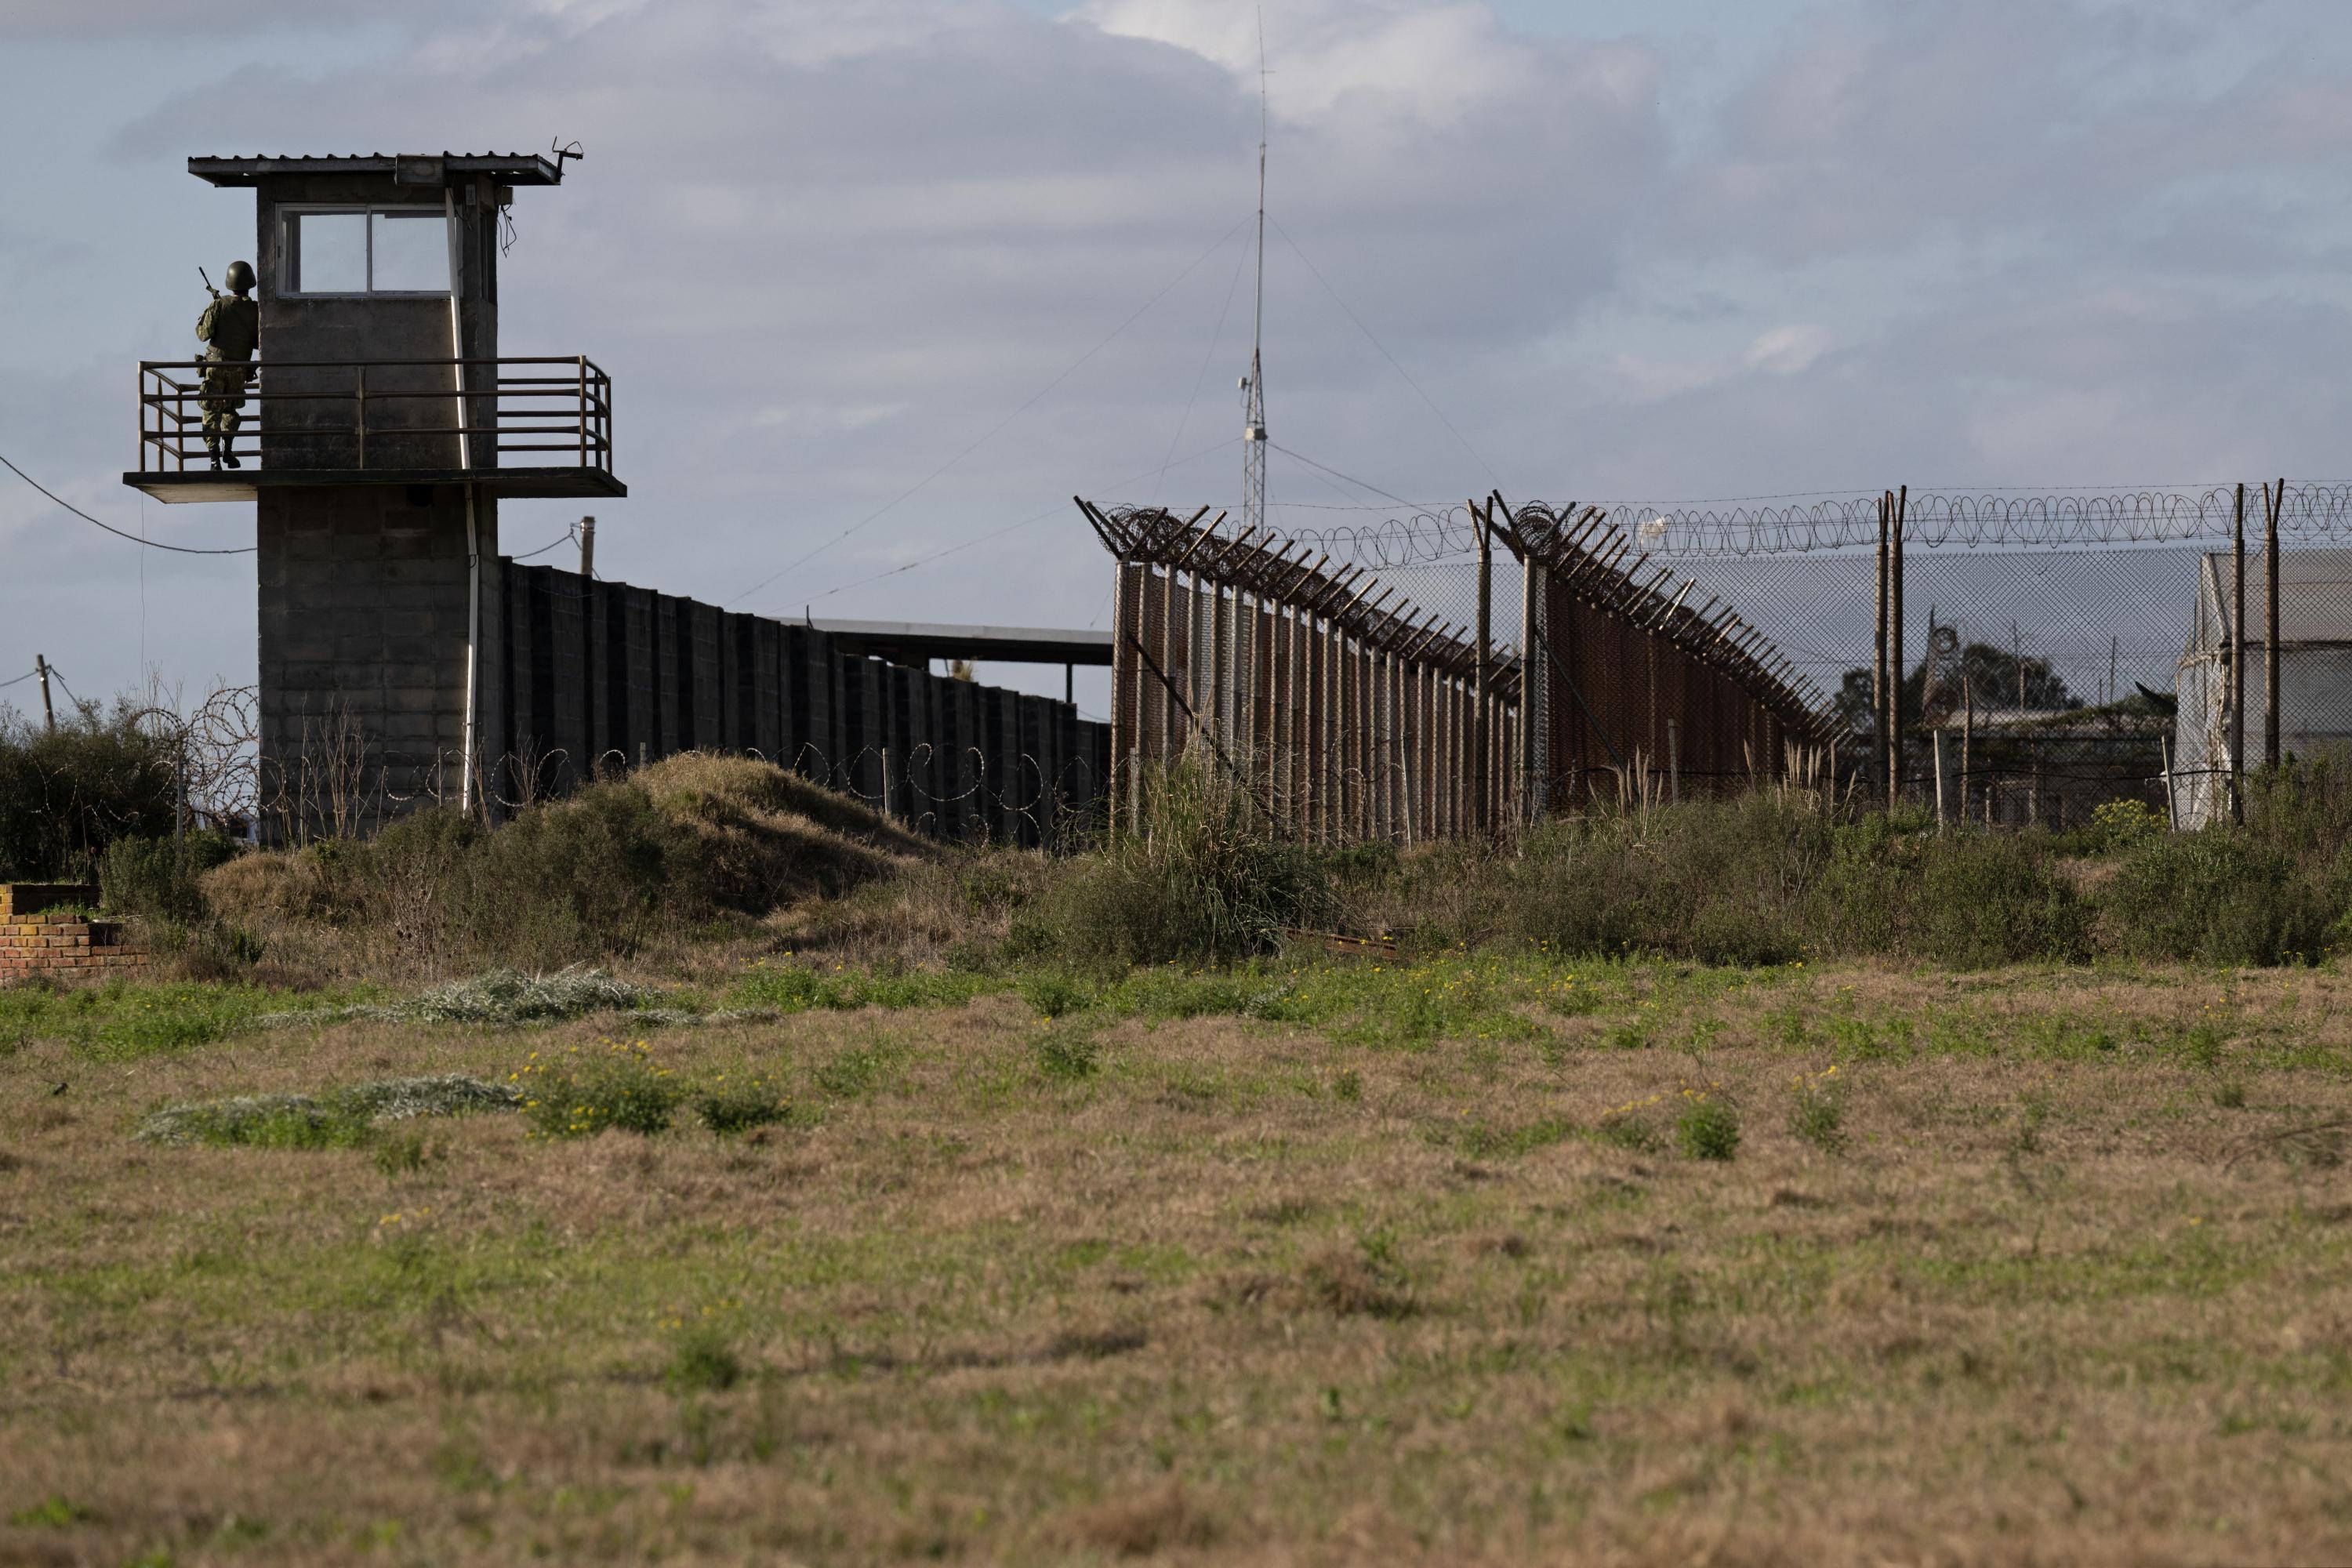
[125,151,1106,843]
[2171,550,2352,828]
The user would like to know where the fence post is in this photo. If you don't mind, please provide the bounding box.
[1889,485,1906,811]
[2232,482,2247,823]
[1667,717,1679,803]
[1875,492,1890,811]
[2266,477,2283,771]
[1961,677,1973,827]
[1933,728,1945,827]
[1473,506,1493,833]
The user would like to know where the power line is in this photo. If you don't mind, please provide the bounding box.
[1269,441,1428,510]
[509,526,578,562]
[1155,230,1252,503]
[1267,216,1501,490]
[735,214,1254,609]
[0,452,255,556]
[0,669,36,689]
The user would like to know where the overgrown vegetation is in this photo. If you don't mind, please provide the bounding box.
[37,746,2352,980]
[0,702,181,880]
[1014,760,1335,968]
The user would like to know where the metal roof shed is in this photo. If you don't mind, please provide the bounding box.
[2172,550,2352,826]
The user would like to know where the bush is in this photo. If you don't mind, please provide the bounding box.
[1035,1023,1102,1081]
[1025,760,1334,967]
[693,1076,791,1135]
[1788,1067,1846,1156]
[2107,831,2332,965]
[517,1040,682,1138]
[0,702,180,880]
[666,1327,743,1393]
[1903,831,2089,967]
[1675,1093,1740,1161]
[98,832,237,921]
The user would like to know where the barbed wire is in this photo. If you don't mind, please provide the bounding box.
[1163,482,2352,566]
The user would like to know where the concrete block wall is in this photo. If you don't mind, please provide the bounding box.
[257,483,503,831]
[499,563,1109,845]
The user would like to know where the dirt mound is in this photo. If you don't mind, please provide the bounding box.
[637,753,929,909]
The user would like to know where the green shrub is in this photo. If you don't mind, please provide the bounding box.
[0,703,180,880]
[693,1076,790,1134]
[1018,970,1093,1019]
[1904,831,2089,967]
[1788,1069,1847,1156]
[1029,760,1334,967]
[1675,1094,1740,1161]
[98,832,236,921]
[517,1042,682,1138]
[665,1326,743,1392]
[1035,1024,1102,1081]
[2107,831,2331,965]
[1688,898,1803,967]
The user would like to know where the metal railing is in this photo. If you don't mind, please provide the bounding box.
[136,355,614,476]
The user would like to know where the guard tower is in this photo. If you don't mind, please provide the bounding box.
[125,152,623,832]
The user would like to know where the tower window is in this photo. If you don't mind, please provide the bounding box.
[281,207,451,296]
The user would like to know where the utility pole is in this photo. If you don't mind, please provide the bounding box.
[34,653,54,733]
[1889,485,1905,811]
[2266,477,2283,771]
[2231,483,2245,822]
[1874,494,1889,808]
[578,515,596,579]
[1239,8,1269,545]
[1473,503,1492,833]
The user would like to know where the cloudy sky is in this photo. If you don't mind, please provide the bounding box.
[5,0,2350,719]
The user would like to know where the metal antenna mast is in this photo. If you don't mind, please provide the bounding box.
[1240,4,1268,539]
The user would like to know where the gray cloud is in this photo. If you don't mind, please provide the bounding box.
[7,0,2352,715]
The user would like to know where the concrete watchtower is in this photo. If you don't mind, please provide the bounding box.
[125,152,624,833]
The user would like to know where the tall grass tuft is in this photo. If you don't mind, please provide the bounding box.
[1024,759,1334,967]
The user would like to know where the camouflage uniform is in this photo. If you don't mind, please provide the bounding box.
[196,292,260,449]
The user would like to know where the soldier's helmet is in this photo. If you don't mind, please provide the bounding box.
[224,260,256,296]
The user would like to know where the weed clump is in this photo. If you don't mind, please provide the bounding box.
[99,831,236,922]
[1788,1065,1847,1156]
[1025,760,1334,968]
[1035,1024,1102,1082]
[1675,1092,1741,1161]
[665,1326,744,1393]
[136,1074,519,1147]
[266,967,666,1029]
[692,1076,791,1134]
[517,1040,682,1138]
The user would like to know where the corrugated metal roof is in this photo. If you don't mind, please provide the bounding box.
[2194,548,2352,647]
[188,153,564,187]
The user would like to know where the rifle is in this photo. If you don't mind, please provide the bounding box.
[198,265,220,300]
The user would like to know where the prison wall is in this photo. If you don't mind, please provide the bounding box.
[498,563,1109,846]
[1537,583,1790,804]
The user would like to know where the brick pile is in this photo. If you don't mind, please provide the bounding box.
[0,884,147,985]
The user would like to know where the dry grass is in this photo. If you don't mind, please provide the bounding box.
[5,957,2352,1563]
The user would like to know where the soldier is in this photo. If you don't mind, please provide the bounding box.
[196,260,259,470]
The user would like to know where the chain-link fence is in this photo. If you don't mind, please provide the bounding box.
[1239,482,2352,827]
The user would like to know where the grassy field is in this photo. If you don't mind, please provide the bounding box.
[3,953,2351,1565]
